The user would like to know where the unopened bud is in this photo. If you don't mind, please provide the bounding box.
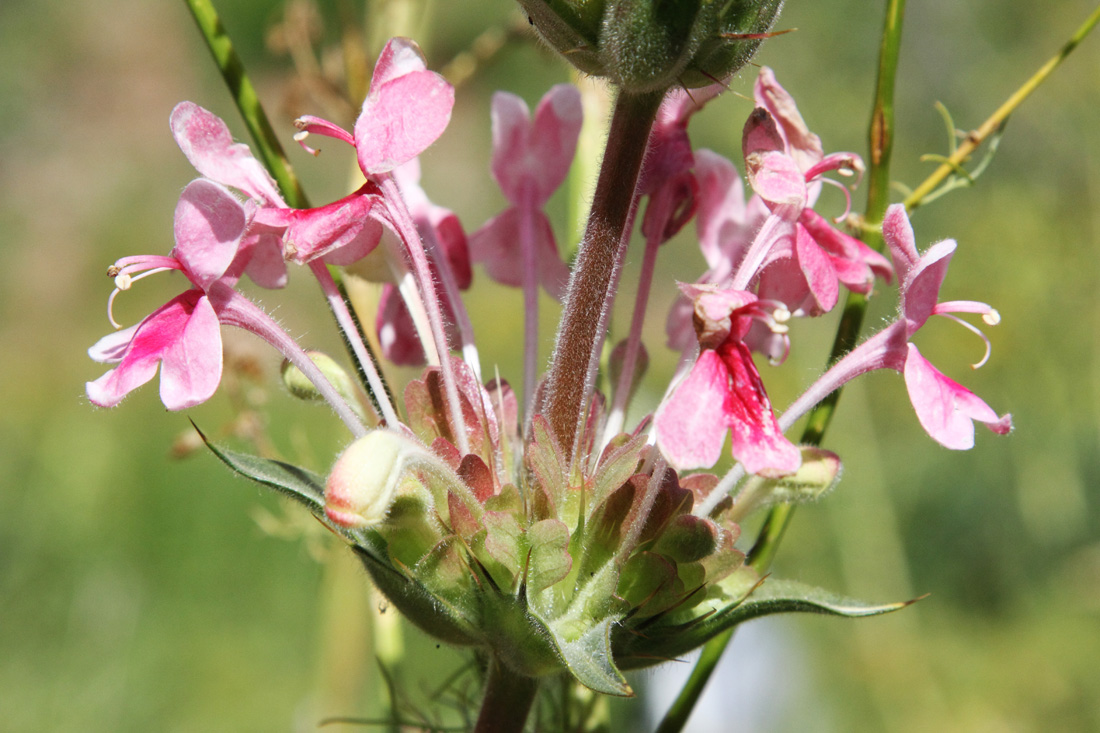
[281,351,365,420]
[325,430,428,528]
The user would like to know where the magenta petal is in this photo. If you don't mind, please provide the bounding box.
[170,102,286,206]
[86,290,219,409]
[718,341,801,477]
[356,72,454,175]
[172,179,248,289]
[158,294,223,410]
[656,350,733,470]
[903,343,1011,450]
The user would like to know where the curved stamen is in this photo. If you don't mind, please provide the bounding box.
[105,265,176,329]
[935,312,993,369]
[817,175,855,221]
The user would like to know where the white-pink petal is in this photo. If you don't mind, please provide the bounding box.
[172,179,248,290]
[170,102,286,206]
[656,350,732,470]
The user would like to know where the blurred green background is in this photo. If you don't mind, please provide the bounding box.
[2,1,1099,730]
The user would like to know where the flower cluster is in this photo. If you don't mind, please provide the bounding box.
[87,35,1010,703]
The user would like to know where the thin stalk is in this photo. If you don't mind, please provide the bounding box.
[602,191,668,443]
[540,90,663,461]
[472,657,539,733]
[309,261,401,427]
[217,289,367,437]
[657,3,908,730]
[904,4,1100,212]
[521,192,539,418]
[380,176,471,456]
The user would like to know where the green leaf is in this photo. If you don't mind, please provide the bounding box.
[613,575,921,670]
[549,615,632,696]
[195,423,325,513]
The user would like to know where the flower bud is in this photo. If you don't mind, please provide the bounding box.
[516,0,784,92]
[281,351,365,420]
[324,429,419,528]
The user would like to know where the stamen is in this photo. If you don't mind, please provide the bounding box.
[104,265,174,329]
[938,312,993,369]
[983,309,1001,326]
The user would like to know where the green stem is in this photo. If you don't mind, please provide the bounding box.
[904,4,1100,211]
[473,657,539,733]
[656,3,908,730]
[540,89,663,461]
[183,0,309,208]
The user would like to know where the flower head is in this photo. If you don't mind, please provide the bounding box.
[87,179,249,409]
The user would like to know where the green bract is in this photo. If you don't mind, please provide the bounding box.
[517,0,785,92]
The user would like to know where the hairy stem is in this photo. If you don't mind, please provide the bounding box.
[472,657,539,733]
[540,89,663,462]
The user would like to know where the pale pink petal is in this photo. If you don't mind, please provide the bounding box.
[694,150,748,269]
[170,102,286,206]
[158,293,223,410]
[239,232,288,289]
[355,71,454,175]
[88,323,140,363]
[753,67,823,171]
[718,340,801,477]
[656,350,733,470]
[800,209,893,285]
[904,343,1012,450]
[793,223,839,313]
[488,91,532,203]
[525,84,583,204]
[370,37,429,87]
[883,204,920,279]
[469,209,569,300]
[901,239,956,334]
[745,150,806,220]
[172,179,248,289]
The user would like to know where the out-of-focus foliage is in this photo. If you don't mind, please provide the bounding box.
[1,0,1098,730]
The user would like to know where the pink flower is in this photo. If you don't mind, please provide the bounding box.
[656,285,801,476]
[87,179,250,410]
[781,205,1012,450]
[636,82,725,242]
[742,68,892,316]
[468,84,579,299]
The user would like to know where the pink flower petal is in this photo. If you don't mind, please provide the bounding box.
[904,343,1012,450]
[489,85,582,206]
[901,239,956,334]
[170,102,286,206]
[656,350,733,470]
[753,67,823,172]
[370,37,429,87]
[468,208,569,300]
[355,70,454,175]
[87,290,221,410]
[172,179,248,289]
[158,293,223,410]
[717,341,802,477]
[793,223,839,313]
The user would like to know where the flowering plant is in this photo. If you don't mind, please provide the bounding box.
[84,0,1098,730]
